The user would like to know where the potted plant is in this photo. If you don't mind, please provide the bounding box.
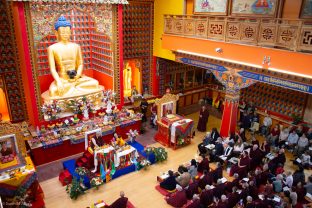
[291,114,303,125]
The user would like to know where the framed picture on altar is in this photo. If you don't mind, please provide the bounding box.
[230,0,279,17]
[0,134,20,173]
[194,0,229,15]
[300,0,312,19]
[161,102,174,118]
[84,128,102,150]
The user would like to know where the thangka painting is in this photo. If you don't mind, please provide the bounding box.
[194,0,228,15]
[231,0,279,17]
[0,134,23,173]
[300,0,312,19]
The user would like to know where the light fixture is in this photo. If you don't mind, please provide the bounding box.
[215,48,223,53]
[262,56,271,66]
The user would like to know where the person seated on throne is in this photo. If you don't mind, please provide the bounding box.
[45,16,100,98]
[90,132,104,150]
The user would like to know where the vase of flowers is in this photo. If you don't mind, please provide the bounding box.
[138,159,151,170]
[75,167,89,177]
[90,177,103,190]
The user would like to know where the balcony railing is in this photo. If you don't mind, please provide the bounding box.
[164,15,312,53]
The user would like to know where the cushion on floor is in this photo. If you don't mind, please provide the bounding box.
[155,184,176,196]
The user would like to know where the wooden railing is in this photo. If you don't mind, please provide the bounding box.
[163,15,312,53]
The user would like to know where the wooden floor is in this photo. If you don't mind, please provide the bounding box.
[39,113,310,208]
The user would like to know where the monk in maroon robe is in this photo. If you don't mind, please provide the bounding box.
[197,155,209,173]
[200,186,214,207]
[199,170,213,190]
[213,163,223,183]
[249,145,263,170]
[230,151,250,178]
[185,181,199,200]
[106,191,128,208]
[226,187,240,208]
[165,185,187,208]
[226,174,240,192]
[186,194,201,208]
[197,105,209,132]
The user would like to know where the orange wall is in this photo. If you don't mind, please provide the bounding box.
[162,34,312,77]
[93,70,114,90]
[282,0,302,19]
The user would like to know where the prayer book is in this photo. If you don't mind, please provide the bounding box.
[220,177,227,183]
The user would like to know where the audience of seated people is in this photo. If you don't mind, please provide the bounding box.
[159,125,312,208]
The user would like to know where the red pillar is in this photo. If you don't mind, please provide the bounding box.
[220,92,239,138]
[118,4,124,107]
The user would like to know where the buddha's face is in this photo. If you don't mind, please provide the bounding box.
[56,26,71,42]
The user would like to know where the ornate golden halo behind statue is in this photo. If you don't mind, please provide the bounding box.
[41,16,104,101]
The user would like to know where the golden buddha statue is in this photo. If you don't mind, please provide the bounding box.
[42,16,103,99]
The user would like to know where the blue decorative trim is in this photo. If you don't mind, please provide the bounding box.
[238,71,312,94]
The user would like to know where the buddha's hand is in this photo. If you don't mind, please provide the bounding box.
[56,81,64,95]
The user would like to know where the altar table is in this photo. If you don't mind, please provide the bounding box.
[0,157,44,207]
[28,120,141,165]
[155,115,193,149]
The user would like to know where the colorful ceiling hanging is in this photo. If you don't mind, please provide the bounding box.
[9,0,128,4]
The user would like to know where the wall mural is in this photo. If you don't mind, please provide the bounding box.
[231,0,279,17]
[194,0,228,15]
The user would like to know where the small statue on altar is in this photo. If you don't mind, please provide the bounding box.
[83,106,89,120]
[106,100,113,115]
[127,129,139,143]
[116,136,126,147]
[43,16,102,98]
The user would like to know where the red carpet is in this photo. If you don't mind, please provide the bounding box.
[155,184,176,196]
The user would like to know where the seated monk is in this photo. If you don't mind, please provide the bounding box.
[197,155,209,173]
[90,132,104,150]
[46,16,100,98]
[200,185,214,207]
[105,191,128,208]
[186,194,201,208]
[165,184,187,208]
[160,170,177,191]
[198,170,213,190]
[230,150,250,178]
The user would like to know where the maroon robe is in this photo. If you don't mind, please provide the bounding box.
[216,201,228,208]
[197,158,209,173]
[230,156,250,178]
[249,149,263,170]
[166,190,187,208]
[226,178,240,192]
[227,192,240,208]
[185,181,199,200]
[108,197,128,208]
[214,183,226,199]
[197,108,209,132]
[186,199,201,208]
[200,189,214,207]
[199,172,213,189]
